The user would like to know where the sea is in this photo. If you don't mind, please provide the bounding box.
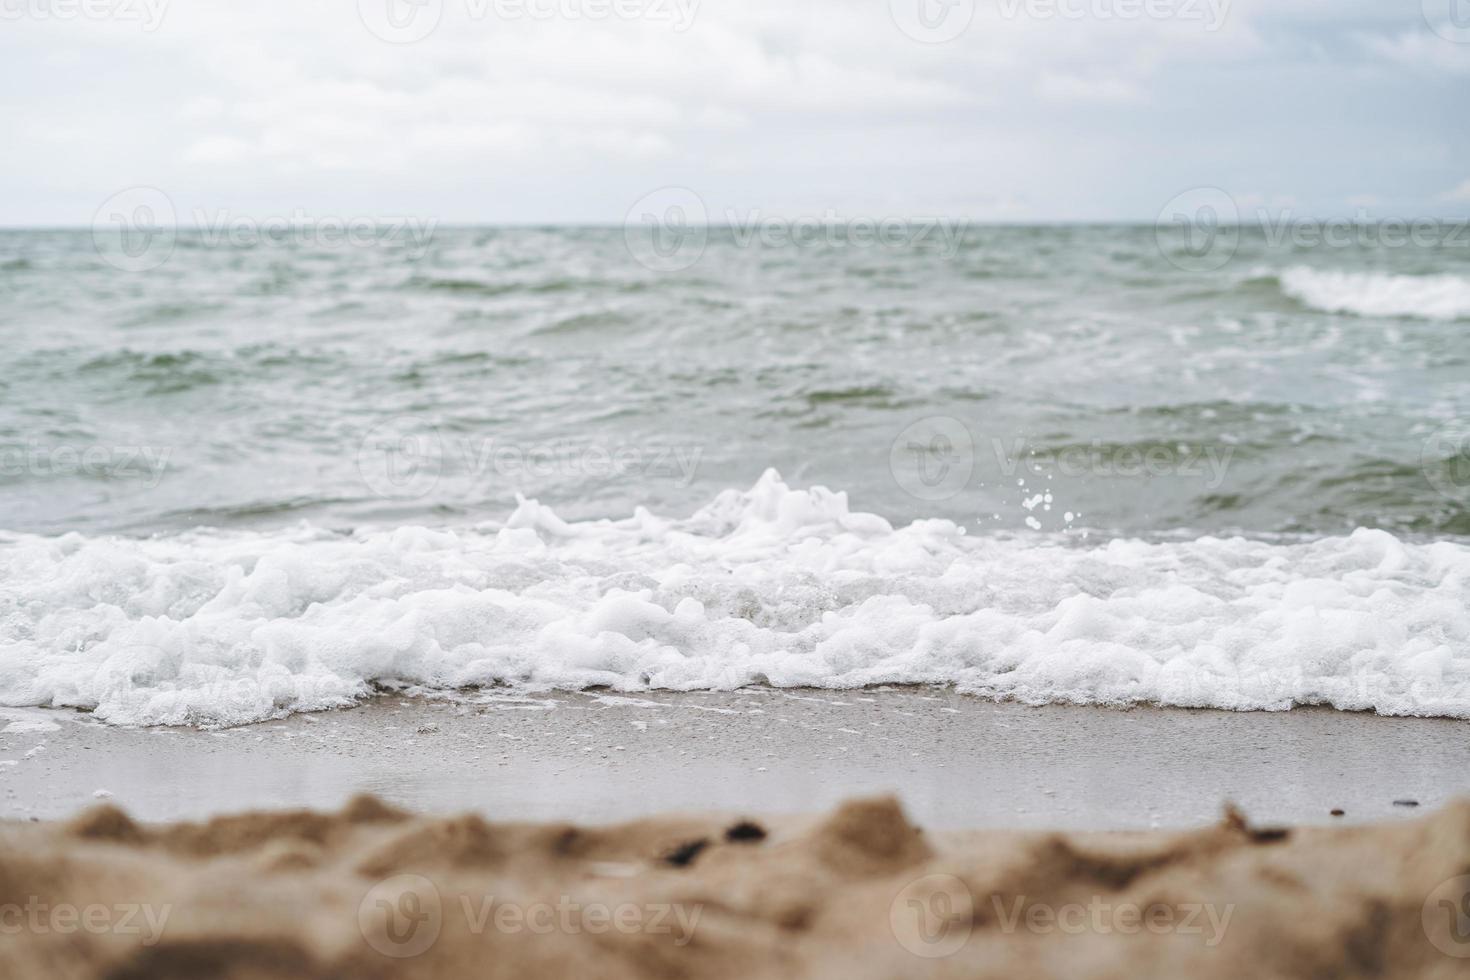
[1,223,1467,726]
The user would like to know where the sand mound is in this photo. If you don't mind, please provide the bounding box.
[1,795,1468,978]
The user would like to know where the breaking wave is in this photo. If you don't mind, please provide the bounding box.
[2,472,1468,727]
[1279,267,1470,320]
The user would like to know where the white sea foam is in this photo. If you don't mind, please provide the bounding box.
[2,471,1468,727]
[1279,267,1470,320]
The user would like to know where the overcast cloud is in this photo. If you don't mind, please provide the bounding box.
[1,0,1466,225]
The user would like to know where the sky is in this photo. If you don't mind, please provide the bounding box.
[1,0,1467,225]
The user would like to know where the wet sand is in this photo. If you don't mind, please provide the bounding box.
[3,688,1467,829]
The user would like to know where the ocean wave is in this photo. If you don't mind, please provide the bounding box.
[1278,267,1470,320]
[2,472,1468,728]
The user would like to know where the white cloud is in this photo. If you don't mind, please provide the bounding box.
[183,136,252,166]
[1443,179,1470,203]
[0,0,1461,223]
[1037,72,1146,104]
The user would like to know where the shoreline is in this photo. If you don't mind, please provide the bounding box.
[4,687,1467,829]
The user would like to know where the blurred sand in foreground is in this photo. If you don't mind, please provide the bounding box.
[2,792,1468,978]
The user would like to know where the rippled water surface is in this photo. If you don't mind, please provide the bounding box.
[3,225,1467,539]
